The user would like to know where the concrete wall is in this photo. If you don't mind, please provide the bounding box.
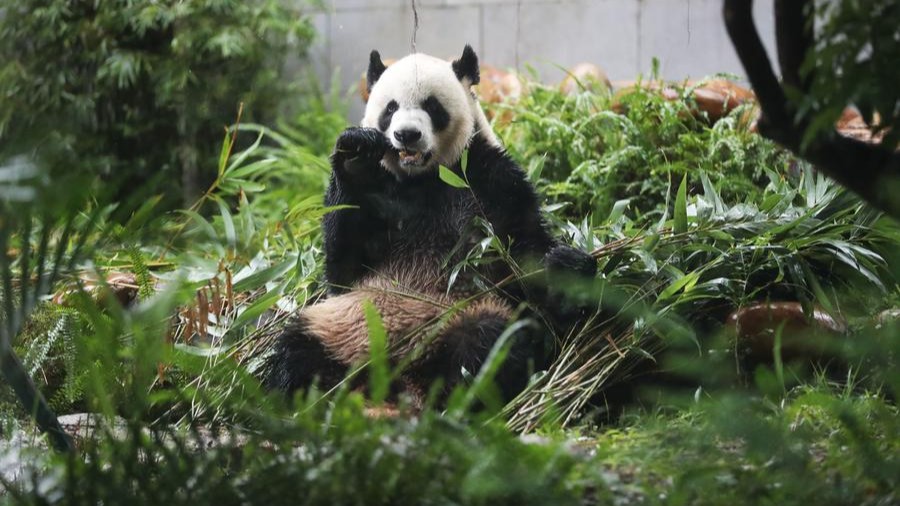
[303,0,777,121]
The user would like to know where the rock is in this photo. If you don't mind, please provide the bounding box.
[875,308,900,328]
[726,302,847,363]
[476,64,523,124]
[559,63,612,96]
[52,271,139,307]
[835,107,887,145]
[477,64,522,104]
[610,79,756,126]
[691,79,755,122]
[57,413,128,441]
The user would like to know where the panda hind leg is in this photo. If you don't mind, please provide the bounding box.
[406,300,537,404]
[261,318,348,395]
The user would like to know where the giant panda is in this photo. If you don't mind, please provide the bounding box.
[263,45,597,406]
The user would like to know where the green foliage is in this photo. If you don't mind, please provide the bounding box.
[1,41,899,504]
[802,0,900,148]
[591,378,899,505]
[492,80,783,222]
[17,305,91,412]
[0,0,316,206]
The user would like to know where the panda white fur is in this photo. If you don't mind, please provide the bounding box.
[263,45,596,405]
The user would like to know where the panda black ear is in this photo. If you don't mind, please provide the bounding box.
[452,44,480,86]
[367,50,387,92]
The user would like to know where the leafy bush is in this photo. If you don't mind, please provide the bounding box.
[491,78,785,223]
[2,52,899,505]
[804,0,900,148]
[0,0,316,207]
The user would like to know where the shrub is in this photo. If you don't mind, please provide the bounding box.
[0,0,316,207]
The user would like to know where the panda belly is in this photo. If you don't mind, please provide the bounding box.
[300,262,513,364]
[285,183,525,402]
[315,184,500,361]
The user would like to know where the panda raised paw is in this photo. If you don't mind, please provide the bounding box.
[543,244,597,278]
[542,244,598,323]
[332,126,391,180]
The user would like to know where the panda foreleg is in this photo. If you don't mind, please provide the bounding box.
[323,127,395,292]
[543,244,597,278]
[330,127,391,186]
[541,244,599,328]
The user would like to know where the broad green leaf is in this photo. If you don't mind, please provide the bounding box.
[674,174,688,234]
[232,256,297,292]
[213,196,236,249]
[224,130,265,176]
[226,158,277,179]
[439,165,469,189]
[231,289,282,329]
[699,172,724,214]
[178,210,217,240]
[608,199,631,224]
[124,195,163,235]
[217,129,235,177]
[658,270,701,301]
[363,300,390,404]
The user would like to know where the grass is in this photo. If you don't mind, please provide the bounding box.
[1,71,899,504]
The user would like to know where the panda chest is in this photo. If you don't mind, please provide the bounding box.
[377,184,478,264]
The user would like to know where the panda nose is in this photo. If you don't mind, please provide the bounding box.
[394,129,422,146]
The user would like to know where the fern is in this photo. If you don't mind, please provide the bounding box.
[127,244,155,301]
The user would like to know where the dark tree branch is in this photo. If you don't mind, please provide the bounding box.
[723,0,792,134]
[0,215,74,454]
[724,0,900,218]
[0,345,75,453]
[775,0,814,92]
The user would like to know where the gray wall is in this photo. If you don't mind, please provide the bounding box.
[303,0,777,121]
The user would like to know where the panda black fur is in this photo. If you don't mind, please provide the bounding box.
[263,45,596,405]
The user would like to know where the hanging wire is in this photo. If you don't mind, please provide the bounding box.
[687,0,692,43]
[410,0,419,53]
[515,0,521,71]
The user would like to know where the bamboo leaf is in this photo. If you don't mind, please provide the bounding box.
[231,289,282,329]
[224,130,265,176]
[178,210,217,240]
[232,256,296,293]
[658,271,701,301]
[213,196,236,249]
[674,174,688,234]
[363,300,390,404]
[439,165,469,189]
[217,129,235,178]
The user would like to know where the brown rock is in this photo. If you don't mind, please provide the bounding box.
[476,64,522,105]
[835,107,887,145]
[52,271,139,307]
[691,79,756,122]
[727,302,847,362]
[559,63,612,96]
[610,79,756,126]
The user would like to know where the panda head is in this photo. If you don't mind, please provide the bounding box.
[362,45,494,178]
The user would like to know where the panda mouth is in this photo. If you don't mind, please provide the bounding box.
[397,149,432,167]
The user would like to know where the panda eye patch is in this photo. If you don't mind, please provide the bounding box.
[378,100,399,132]
[422,96,450,132]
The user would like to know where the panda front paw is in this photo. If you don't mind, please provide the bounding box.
[332,127,391,180]
[542,245,598,323]
[543,245,597,278]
